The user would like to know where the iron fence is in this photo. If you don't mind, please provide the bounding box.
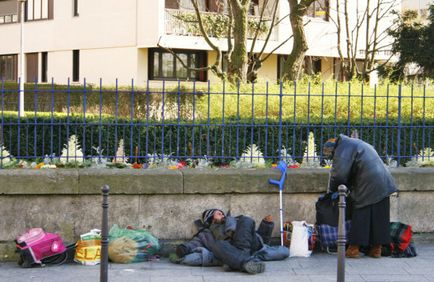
[0,79,433,168]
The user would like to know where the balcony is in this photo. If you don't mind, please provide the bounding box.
[164,8,278,41]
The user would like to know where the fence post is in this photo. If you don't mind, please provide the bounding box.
[100,185,110,282]
[278,81,283,159]
[396,84,402,166]
[337,184,348,282]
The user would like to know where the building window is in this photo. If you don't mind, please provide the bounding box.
[148,48,207,81]
[277,55,286,81]
[249,0,259,15]
[221,52,228,73]
[73,0,79,16]
[0,54,18,81]
[304,56,321,75]
[165,0,179,9]
[72,50,79,82]
[41,52,48,82]
[0,14,18,24]
[25,0,54,21]
[307,0,329,21]
[0,0,19,24]
[26,53,38,83]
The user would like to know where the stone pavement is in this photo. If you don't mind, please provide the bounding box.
[0,243,433,282]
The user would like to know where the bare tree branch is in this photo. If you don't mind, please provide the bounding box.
[191,0,221,52]
[257,0,280,56]
[227,0,234,60]
[249,0,269,54]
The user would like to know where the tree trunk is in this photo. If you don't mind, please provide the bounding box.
[335,0,345,81]
[362,0,371,80]
[228,1,249,82]
[282,0,314,81]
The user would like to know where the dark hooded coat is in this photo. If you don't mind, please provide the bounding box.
[329,134,398,209]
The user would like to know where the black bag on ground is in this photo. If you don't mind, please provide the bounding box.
[316,193,340,227]
[17,243,76,268]
[316,193,352,227]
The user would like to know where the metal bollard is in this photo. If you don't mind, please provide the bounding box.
[100,185,110,282]
[337,184,348,282]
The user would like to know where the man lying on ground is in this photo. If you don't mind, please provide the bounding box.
[171,209,289,274]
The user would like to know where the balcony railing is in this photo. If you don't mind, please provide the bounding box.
[165,9,278,41]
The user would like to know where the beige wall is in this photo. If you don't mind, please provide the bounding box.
[80,47,138,85]
[137,48,149,85]
[1,1,138,54]
[321,57,334,80]
[44,47,139,85]
[257,54,278,83]
[0,0,401,84]
[47,51,73,83]
[136,0,163,47]
[0,1,141,84]
[402,0,433,11]
[207,51,278,83]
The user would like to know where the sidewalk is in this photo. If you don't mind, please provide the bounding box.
[0,243,433,282]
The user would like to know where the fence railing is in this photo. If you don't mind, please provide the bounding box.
[1,79,433,168]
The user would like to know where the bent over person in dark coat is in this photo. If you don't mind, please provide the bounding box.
[323,134,398,258]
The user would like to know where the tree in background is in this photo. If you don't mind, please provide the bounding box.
[388,5,434,81]
[280,0,315,81]
[331,0,397,81]
[160,0,280,83]
[161,0,318,83]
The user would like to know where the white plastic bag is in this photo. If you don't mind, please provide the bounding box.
[289,221,312,257]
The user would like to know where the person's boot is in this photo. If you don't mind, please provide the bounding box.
[257,215,274,245]
[368,245,382,258]
[345,245,360,258]
[242,259,266,274]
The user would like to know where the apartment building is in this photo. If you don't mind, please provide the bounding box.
[0,0,400,85]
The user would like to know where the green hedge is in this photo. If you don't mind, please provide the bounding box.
[2,81,434,121]
[1,112,432,165]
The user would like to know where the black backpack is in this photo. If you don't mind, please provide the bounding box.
[17,243,76,268]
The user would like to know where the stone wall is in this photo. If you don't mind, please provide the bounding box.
[1,168,433,261]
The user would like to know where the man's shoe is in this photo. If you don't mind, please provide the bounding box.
[368,245,382,258]
[345,245,360,258]
[242,260,266,274]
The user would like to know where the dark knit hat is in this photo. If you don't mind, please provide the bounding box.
[202,209,224,225]
[323,138,337,149]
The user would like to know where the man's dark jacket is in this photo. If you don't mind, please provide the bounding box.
[329,134,398,209]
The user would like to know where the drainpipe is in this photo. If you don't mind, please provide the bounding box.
[18,0,26,117]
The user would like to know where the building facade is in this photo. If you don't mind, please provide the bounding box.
[0,0,402,85]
